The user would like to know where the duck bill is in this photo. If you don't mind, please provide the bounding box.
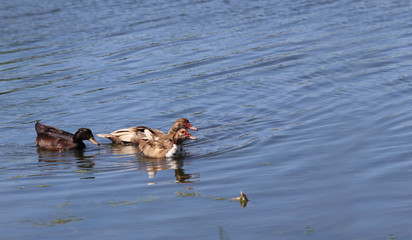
[187,123,198,131]
[187,135,198,140]
[89,137,100,145]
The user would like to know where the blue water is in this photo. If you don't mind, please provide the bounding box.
[1,0,412,239]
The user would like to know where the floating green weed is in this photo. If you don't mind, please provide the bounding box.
[58,202,72,208]
[27,174,54,177]
[10,175,23,179]
[51,218,83,225]
[175,191,201,197]
[109,200,138,207]
[109,195,158,207]
[142,195,158,202]
[305,226,313,235]
[388,234,397,240]
[24,217,83,227]
[35,185,51,188]
[214,197,228,201]
[177,190,248,207]
[22,201,83,227]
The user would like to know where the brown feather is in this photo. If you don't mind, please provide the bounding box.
[35,121,99,151]
[97,118,197,145]
[138,128,197,158]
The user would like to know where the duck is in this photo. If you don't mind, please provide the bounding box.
[97,118,197,144]
[35,121,99,150]
[138,128,197,158]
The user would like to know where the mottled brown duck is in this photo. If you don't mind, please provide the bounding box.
[138,128,197,158]
[97,118,197,144]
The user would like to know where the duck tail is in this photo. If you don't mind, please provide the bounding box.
[96,133,125,144]
[97,133,110,138]
[35,121,43,133]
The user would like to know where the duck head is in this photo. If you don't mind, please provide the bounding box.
[74,128,100,145]
[169,118,198,135]
[173,128,197,144]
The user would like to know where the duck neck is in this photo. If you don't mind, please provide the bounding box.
[165,131,177,141]
[167,128,178,136]
[172,135,185,145]
[72,133,86,147]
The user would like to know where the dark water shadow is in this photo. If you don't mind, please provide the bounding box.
[36,148,96,178]
[108,144,199,184]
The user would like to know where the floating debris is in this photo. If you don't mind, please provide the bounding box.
[24,217,83,227]
[229,191,249,208]
[305,226,313,235]
[109,195,158,207]
[388,234,397,240]
[10,175,24,180]
[176,189,249,208]
[175,191,201,197]
[109,200,138,207]
[51,218,83,225]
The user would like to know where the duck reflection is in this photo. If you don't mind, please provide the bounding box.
[109,144,199,184]
[36,148,96,177]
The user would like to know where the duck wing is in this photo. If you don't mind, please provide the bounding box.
[97,126,165,144]
[35,121,73,141]
[35,121,77,149]
[138,138,173,158]
[132,126,165,140]
[101,128,135,143]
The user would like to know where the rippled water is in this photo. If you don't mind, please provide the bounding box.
[1,0,412,239]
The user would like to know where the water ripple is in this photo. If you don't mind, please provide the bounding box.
[1,0,412,239]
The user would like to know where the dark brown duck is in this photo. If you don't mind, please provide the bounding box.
[35,121,99,150]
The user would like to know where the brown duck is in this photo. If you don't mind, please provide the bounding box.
[138,128,197,158]
[97,118,197,144]
[35,121,99,150]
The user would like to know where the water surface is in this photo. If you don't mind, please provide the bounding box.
[1,0,412,239]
